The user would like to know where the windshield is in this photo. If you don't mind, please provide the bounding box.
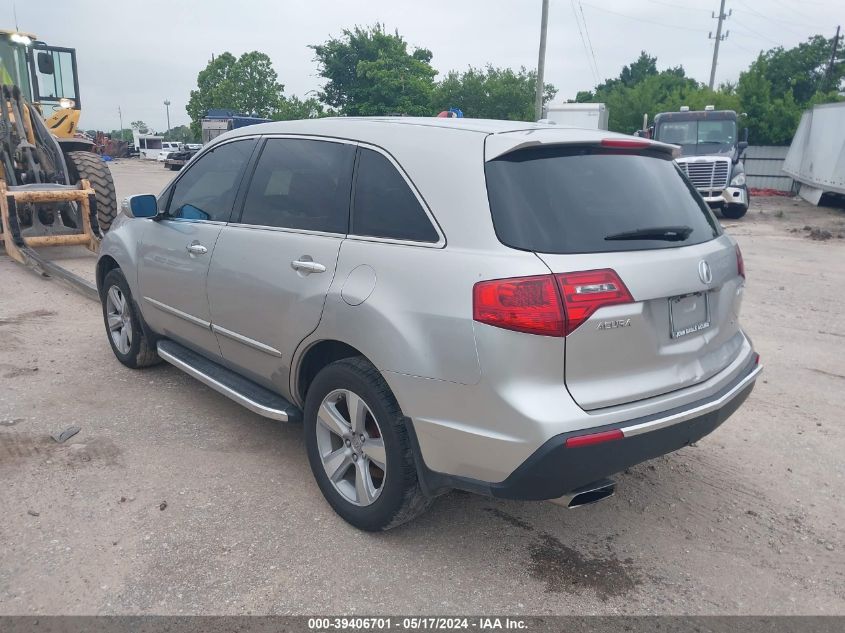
[0,40,33,101]
[654,119,737,155]
[485,146,720,254]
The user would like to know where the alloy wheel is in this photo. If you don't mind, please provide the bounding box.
[316,388,387,506]
[105,285,132,355]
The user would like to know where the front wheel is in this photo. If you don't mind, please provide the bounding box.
[304,357,431,531]
[722,204,748,219]
[100,269,160,369]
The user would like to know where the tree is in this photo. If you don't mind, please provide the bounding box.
[576,55,704,133]
[163,124,199,144]
[186,51,284,135]
[273,95,326,121]
[758,35,844,103]
[109,129,133,142]
[311,24,436,116]
[130,120,150,134]
[573,36,843,143]
[734,33,845,145]
[431,65,557,121]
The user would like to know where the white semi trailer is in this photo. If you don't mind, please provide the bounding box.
[542,103,609,130]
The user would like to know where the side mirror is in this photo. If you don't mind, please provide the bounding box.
[37,51,54,75]
[737,141,748,154]
[121,194,158,219]
[743,127,749,142]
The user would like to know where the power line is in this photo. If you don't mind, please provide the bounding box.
[570,0,599,84]
[731,18,783,46]
[578,2,601,82]
[578,2,709,34]
[733,1,825,35]
[640,0,712,14]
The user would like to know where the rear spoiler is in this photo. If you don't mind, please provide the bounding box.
[485,133,680,161]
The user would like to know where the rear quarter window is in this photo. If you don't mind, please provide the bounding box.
[484,146,721,254]
[351,148,439,243]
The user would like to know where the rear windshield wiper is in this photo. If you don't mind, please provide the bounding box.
[604,226,693,242]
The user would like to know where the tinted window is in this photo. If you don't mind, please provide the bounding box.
[352,149,439,243]
[241,138,355,233]
[167,138,256,222]
[485,147,720,254]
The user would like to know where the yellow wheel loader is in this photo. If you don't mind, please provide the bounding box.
[0,30,117,299]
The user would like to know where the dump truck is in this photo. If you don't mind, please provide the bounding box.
[0,29,117,298]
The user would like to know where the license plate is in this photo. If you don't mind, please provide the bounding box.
[669,292,710,339]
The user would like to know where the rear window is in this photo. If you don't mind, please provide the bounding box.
[485,146,720,254]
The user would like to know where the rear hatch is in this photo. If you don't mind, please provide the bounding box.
[484,136,746,410]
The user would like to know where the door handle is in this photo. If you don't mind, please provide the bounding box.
[186,243,208,255]
[291,259,326,274]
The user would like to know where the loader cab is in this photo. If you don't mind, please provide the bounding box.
[0,31,35,96]
[0,31,81,138]
[28,42,81,117]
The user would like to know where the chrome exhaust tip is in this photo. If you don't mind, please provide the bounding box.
[549,478,616,509]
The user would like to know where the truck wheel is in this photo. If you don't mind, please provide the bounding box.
[65,151,118,232]
[304,357,432,531]
[722,204,748,219]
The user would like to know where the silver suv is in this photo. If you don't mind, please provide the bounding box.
[97,118,761,531]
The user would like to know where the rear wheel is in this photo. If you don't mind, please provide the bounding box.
[304,357,431,531]
[65,151,118,232]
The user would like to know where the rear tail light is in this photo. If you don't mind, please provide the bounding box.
[564,428,624,448]
[555,269,633,335]
[472,275,564,336]
[736,244,745,279]
[473,269,633,337]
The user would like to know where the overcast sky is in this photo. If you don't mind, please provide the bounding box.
[17,0,843,131]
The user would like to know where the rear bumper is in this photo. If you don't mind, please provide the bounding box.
[407,356,761,500]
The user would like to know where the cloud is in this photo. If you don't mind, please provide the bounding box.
[16,0,837,131]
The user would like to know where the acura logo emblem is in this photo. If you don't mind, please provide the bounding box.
[698,260,713,285]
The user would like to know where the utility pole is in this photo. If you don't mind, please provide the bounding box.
[534,0,550,121]
[826,25,841,89]
[118,105,123,135]
[163,100,171,134]
[708,0,731,90]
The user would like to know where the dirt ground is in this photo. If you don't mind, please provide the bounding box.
[0,160,843,615]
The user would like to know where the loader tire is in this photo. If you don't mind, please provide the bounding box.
[65,151,118,232]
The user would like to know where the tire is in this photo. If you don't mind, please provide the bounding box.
[65,151,118,232]
[304,357,431,531]
[100,269,160,369]
[722,204,748,219]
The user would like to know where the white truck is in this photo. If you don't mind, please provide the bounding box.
[542,103,609,130]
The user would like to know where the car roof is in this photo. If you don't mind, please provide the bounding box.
[218,116,675,156]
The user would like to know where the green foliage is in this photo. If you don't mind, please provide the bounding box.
[130,120,149,133]
[109,129,134,142]
[273,95,326,121]
[574,35,843,144]
[311,24,436,116]
[431,65,557,121]
[734,35,844,144]
[186,51,284,136]
[163,124,199,144]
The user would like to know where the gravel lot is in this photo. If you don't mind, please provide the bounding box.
[1,159,843,615]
